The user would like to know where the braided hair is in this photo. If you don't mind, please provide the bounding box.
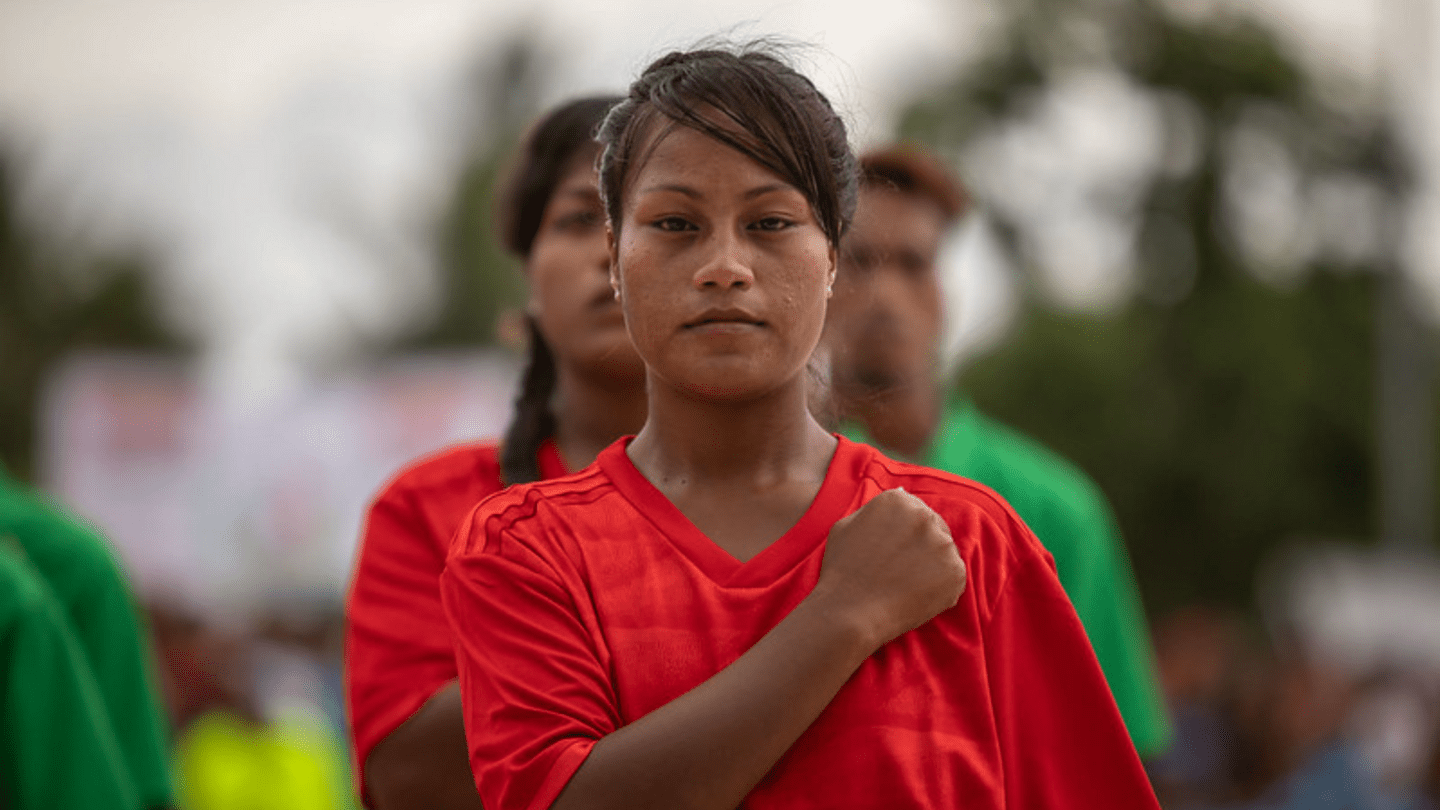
[497,96,621,484]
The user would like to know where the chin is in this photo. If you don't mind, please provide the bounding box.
[664,368,787,404]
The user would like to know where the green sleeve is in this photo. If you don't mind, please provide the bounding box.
[0,544,141,810]
[1038,489,1173,758]
[0,485,175,807]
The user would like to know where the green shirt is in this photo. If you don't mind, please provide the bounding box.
[0,468,174,807]
[846,400,1172,756]
[0,540,141,810]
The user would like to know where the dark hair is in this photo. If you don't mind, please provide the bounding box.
[859,145,969,225]
[498,95,621,258]
[597,44,858,249]
[499,96,618,485]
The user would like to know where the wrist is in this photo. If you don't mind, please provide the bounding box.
[797,583,884,660]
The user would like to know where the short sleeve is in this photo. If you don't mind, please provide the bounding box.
[441,514,619,810]
[1,492,173,807]
[1056,496,1172,757]
[344,482,462,785]
[1,545,141,810]
[982,541,1162,810]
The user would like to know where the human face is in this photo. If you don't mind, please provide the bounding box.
[528,149,644,386]
[826,186,946,393]
[610,124,836,403]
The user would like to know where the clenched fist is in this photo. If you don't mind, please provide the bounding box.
[810,488,967,650]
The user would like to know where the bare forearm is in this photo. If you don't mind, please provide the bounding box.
[367,681,484,810]
[551,591,876,810]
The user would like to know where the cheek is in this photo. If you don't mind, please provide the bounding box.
[615,278,666,357]
[790,247,835,330]
[918,278,945,331]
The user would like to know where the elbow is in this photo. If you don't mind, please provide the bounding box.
[365,741,484,810]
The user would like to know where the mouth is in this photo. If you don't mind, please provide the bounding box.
[684,308,766,329]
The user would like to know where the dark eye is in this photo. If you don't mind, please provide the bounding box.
[901,253,934,278]
[654,216,695,232]
[555,210,600,230]
[752,216,792,232]
[843,249,876,274]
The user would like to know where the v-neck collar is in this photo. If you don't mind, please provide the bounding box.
[596,435,865,589]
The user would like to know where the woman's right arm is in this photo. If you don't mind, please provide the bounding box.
[443,488,965,810]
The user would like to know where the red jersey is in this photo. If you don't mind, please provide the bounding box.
[344,439,567,801]
[441,436,1160,810]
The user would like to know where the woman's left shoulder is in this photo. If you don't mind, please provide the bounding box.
[850,440,1019,525]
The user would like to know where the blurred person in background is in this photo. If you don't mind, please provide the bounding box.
[165,609,358,810]
[824,145,1172,759]
[1,537,145,810]
[1147,606,1255,805]
[344,94,647,809]
[0,464,174,809]
[1193,547,1440,810]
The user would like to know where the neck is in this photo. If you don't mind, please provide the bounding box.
[552,364,648,471]
[835,375,942,460]
[630,375,835,491]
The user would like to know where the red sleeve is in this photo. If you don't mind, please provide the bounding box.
[441,504,619,810]
[344,477,466,798]
[982,540,1161,809]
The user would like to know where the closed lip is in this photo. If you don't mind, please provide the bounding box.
[684,307,766,328]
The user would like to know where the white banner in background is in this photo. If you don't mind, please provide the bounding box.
[39,351,519,617]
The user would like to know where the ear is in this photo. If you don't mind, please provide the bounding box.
[826,245,838,298]
[607,225,622,300]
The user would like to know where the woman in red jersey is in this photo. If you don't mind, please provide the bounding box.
[442,46,1162,810]
[345,96,647,809]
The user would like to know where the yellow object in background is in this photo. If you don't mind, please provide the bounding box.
[174,710,358,810]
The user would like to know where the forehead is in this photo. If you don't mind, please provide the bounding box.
[627,120,798,199]
[846,186,947,251]
[555,146,601,190]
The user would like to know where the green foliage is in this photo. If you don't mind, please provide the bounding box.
[410,138,527,348]
[401,36,549,351]
[900,0,1416,610]
[958,268,1376,610]
[0,157,186,481]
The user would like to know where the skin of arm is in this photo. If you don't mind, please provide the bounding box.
[365,681,481,810]
[548,488,966,810]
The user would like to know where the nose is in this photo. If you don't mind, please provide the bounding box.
[692,230,755,291]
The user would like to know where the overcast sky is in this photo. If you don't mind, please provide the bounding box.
[0,0,1420,399]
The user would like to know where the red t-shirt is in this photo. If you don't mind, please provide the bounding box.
[441,436,1160,810]
[344,439,567,801]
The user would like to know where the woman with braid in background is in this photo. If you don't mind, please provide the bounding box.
[344,95,646,810]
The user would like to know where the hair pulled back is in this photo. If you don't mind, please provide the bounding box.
[498,95,619,485]
[498,95,621,258]
[597,44,858,250]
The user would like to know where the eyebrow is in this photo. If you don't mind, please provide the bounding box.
[635,182,796,201]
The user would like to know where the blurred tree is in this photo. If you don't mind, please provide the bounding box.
[900,0,1418,610]
[403,36,550,351]
[0,155,186,482]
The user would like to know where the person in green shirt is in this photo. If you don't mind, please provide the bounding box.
[0,537,141,810]
[824,144,1173,758]
[0,465,174,808]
